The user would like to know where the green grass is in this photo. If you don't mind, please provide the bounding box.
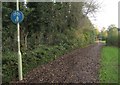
[100,46,119,83]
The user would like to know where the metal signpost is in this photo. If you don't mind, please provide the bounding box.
[11,0,24,80]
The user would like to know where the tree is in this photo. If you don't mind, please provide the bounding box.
[94,28,100,41]
[106,25,118,46]
[82,0,100,16]
[2,2,100,83]
[101,27,107,41]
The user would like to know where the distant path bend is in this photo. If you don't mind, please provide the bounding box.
[14,43,104,83]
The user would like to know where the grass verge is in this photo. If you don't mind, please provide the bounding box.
[99,46,118,83]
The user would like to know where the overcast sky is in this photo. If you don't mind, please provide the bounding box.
[89,0,119,31]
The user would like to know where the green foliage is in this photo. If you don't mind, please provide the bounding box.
[94,28,100,41]
[2,44,71,83]
[2,52,18,82]
[2,2,97,51]
[2,2,98,83]
[106,25,118,47]
[100,27,107,41]
[118,34,120,47]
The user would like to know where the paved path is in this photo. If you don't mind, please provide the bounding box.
[13,43,103,83]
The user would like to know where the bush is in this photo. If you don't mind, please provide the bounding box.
[2,52,18,82]
[106,36,118,46]
[2,44,71,83]
[106,27,118,47]
[118,33,120,48]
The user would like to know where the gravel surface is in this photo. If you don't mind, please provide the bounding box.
[11,43,103,84]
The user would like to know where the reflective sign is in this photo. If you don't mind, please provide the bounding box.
[11,11,24,24]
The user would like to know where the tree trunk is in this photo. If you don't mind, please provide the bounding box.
[25,32,28,50]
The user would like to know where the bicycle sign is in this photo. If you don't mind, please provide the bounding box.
[11,11,24,24]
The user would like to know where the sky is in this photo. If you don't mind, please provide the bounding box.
[89,0,119,31]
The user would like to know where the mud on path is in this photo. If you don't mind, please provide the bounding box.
[13,43,103,83]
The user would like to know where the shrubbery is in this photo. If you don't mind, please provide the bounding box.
[3,28,96,82]
[3,44,72,82]
[2,2,97,83]
[106,25,119,47]
[118,34,120,47]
